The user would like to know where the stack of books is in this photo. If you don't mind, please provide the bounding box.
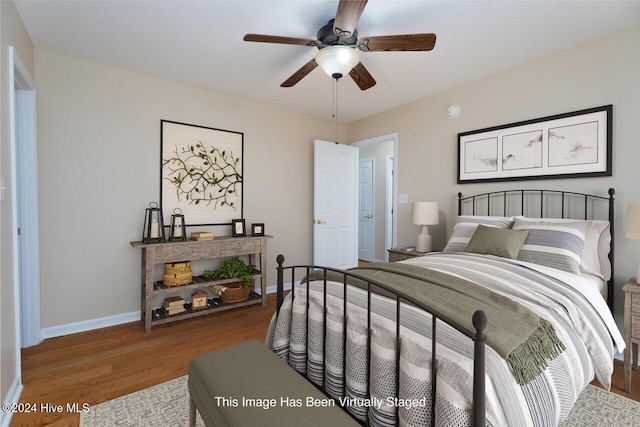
[162,296,185,316]
[190,232,214,241]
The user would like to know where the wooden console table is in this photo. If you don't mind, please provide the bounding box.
[131,235,271,333]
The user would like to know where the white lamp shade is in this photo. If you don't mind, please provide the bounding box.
[315,46,361,78]
[627,202,640,239]
[411,202,439,225]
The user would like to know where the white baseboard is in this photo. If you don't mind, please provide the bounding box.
[41,282,296,339]
[41,311,141,339]
[1,376,23,427]
[263,281,295,295]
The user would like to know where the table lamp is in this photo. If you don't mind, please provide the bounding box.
[626,201,640,284]
[411,202,439,252]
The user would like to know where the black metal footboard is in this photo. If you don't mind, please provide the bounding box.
[275,255,487,426]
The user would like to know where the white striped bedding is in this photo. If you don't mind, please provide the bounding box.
[266,252,624,427]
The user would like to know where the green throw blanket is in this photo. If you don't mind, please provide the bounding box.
[306,262,565,385]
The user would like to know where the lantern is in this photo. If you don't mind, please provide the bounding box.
[142,202,165,243]
[169,208,187,241]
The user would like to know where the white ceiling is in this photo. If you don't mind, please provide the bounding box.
[14,0,640,123]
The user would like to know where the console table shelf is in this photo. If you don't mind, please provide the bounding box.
[152,272,263,293]
[131,235,271,333]
[150,293,263,326]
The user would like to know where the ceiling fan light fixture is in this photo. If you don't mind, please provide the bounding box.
[315,46,360,79]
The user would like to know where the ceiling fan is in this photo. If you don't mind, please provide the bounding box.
[243,0,436,90]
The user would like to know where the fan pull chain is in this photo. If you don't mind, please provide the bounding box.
[333,77,339,144]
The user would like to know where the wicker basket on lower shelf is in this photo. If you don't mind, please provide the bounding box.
[218,282,252,303]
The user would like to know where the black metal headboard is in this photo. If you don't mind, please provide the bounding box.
[457,188,615,309]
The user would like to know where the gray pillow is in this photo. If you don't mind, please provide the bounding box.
[512,218,588,274]
[464,225,529,259]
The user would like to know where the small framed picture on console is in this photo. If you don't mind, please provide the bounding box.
[251,223,265,236]
[232,219,246,237]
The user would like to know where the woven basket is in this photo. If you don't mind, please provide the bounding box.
[165,261,191,274]
[220,281,251,303]
[163,271,193,286]
[163,261,193,286]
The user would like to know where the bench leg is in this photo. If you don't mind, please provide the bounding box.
[189,393,197,427]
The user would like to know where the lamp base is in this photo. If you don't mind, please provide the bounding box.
[416,225,433,253]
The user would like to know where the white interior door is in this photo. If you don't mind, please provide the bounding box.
[358,158,374,262]
[313,140,358,269]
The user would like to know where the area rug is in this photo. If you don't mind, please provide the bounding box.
[80,376,640,426]
[559,385,640,427]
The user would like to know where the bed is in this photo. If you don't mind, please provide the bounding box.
[265,188,625,427]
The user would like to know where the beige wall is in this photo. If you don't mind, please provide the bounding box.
[348,27,640,325]
[1,0,34,412]
[35,49,346,329]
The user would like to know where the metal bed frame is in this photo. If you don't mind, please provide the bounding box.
[274,188,615,426]
[275,255,487,426]
[457,188,615,309]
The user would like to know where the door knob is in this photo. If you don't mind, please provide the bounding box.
[365,215,373,219]
[315,219,326,224]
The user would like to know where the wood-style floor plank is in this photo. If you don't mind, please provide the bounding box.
[9,292,640,426]
[11,294,277,426]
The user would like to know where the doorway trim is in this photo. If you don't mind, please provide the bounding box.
[9,46,41,349]
[352,133,398,260]
[385,154,394,261]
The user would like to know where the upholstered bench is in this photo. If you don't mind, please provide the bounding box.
[188,340,359,427]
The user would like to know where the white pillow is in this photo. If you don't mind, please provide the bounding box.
[443,215,515,253]
[595,221,612,281]
[515,217,610,280]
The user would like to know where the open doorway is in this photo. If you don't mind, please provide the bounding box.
[353,133,397,262]
[10,46,41,348]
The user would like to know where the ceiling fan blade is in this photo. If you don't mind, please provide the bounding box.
[358,33,437,52]
[244,34,319,47]
[333,0,368,37]
[281,59,319,87]
[349,62,376,90]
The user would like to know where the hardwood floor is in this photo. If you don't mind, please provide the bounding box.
[9,292,640,426]
[11,294,277,426]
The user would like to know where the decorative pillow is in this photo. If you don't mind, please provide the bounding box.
[515,217,611,280]
[464,225,529,259]
[443,215,515,253]
[512,218,588,274]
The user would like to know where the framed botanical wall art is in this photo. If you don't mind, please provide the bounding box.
[161,120,243,226]
[457,105,612,183]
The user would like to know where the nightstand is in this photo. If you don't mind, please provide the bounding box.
[624,277,640,392]
[387,246,428,262]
